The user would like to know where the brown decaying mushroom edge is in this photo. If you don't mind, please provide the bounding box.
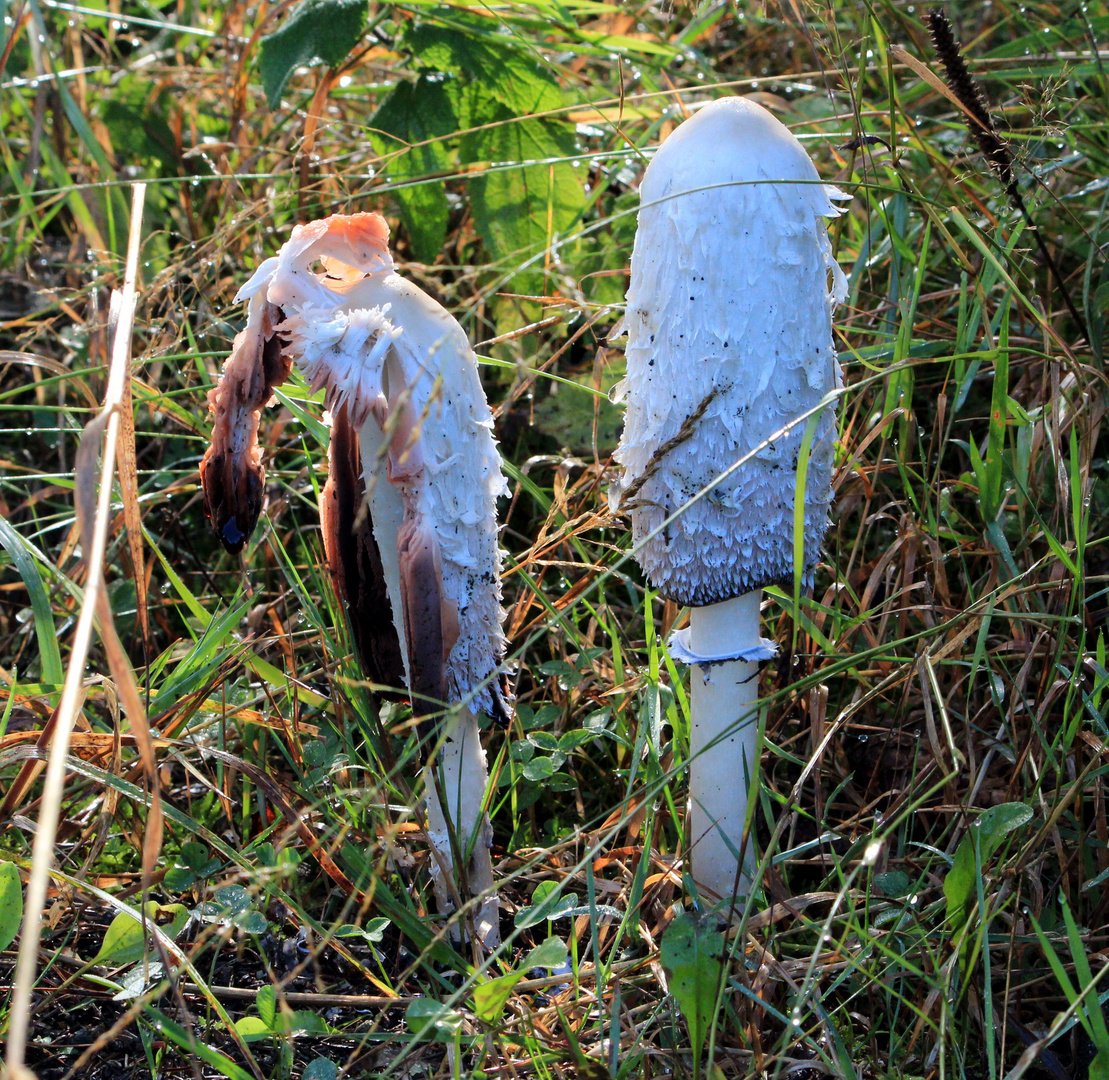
[320,403,407,693]
[199,300,290,554]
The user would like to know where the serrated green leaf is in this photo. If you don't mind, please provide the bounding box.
[259,0,368,109]
[660,913,724,1063]
[371,75,463,261]
[0,862,23,952]
[405,19,562,115]
[462,110,585,294]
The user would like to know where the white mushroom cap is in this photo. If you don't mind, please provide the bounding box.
[612,97,847,606]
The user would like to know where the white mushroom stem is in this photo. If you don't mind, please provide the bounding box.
[678,591,764,902]
[424,708,498,943]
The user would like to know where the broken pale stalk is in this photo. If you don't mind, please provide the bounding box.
[201,213,508,947]
[6,184,146,1079]
[613,98,846,906]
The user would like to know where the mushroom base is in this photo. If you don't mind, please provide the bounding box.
[424,706,500,948]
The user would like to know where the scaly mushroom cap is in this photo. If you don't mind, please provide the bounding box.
[202,213,508,719]
[612,97,847,606]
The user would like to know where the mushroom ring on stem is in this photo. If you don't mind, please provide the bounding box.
[201,212,509,946]
[611,97,847,906]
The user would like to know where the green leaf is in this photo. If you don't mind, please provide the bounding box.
[404,19,562,115]
[212,885,252,915]
[99,76,178,176]
[303,1059,339,1080]
[527,731,561,752]
[660,913,724,1064]
[461,111,585,294]
[259,0,368,109]
[371,75,462,262]
[975,801,1034,859]
[180,842,210,873]
[256,984,276,1029]
[335,917,390,944]
[163,868,196,893]
[515,881,578,927]
[289,1011,330,1034]
[0,514,63,685]
[0,862,23,952]
[92,902,187,966]
[944,802,1033,923]
[405,999,464,1041]
[474,937,568,1025]
[473,970,527,1025]
[233,910,269,935]
[525,935,569,970]
[873,870,911,898]
[558,729,598,754]
[522,756,557,782]
[234,1015,273,1042]
[146,1008,257,1080]
[983,312,1010,522]
[532,368,627,454]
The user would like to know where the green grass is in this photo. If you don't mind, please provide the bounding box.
[2,1,1108,1077]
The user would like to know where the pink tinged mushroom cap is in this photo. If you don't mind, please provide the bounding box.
[612,97,848,606]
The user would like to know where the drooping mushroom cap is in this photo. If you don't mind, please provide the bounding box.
[612,97,847,606]
[201,213,509,721]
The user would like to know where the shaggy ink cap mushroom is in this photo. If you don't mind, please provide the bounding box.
[201,213,509,944]
[612,97,848,615]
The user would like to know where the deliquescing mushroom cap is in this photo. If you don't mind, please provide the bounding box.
[206,213,508,719]
[612,97,849,607]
